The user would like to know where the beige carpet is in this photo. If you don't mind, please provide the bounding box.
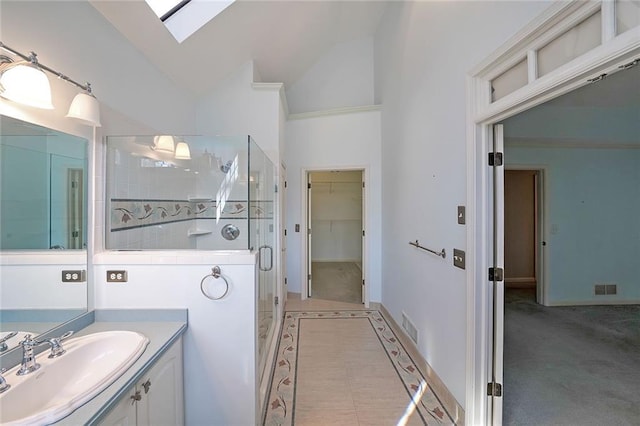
[311,262,362,304]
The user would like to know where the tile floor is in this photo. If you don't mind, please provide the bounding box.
[263,295,454,425]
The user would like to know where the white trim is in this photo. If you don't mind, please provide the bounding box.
[467,1,640,424]
[288,104,381,121]
[251,82,289,117]
[476,27,640,124]
[251,82,283,91]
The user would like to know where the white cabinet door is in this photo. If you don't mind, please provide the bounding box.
[98,336,184,426]
[137,337,184,426]
[98,388,137,426]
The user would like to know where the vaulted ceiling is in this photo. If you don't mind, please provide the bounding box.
[90,0,388,97]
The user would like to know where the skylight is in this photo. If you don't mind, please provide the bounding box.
[145,0,236,43]
[145,0,190,21]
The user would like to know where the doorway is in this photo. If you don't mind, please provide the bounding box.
[306,170,364,304]
[504,168,544,304]
[468,3,640,423]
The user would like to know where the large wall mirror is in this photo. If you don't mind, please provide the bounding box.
[0,115,88,354]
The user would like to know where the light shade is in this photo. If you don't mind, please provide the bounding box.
[152,135,176,153]
[66,92,102,127]
[0,61,53,109]
[174,142,191,160]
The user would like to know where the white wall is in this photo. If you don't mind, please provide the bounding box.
[374,0,553,406]
[195,61,282,166]
[94,252,260,426]
[286,37,375,114]
[285,110,382,302]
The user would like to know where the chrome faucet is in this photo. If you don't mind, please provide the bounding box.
[0,368,10,393]
[17,334,44,376]
[0,331,18,352]
[42,331,74,358]
[17,331,74,376]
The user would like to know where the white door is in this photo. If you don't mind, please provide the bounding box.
[307,176,313,297]
[361,176,366,304]
[489,124,505,424]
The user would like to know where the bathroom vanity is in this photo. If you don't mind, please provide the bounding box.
[0,309,187,425]
[97,336,184,425]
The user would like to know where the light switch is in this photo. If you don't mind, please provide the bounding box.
[457,206,466,225]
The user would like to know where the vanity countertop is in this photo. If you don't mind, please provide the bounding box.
[50,310,188,425]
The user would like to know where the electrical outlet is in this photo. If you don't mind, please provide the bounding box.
[107,270,128,283]
[62,270,86,283]
[453,249,466,269]
[594,284,606,295]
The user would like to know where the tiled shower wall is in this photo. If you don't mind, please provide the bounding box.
[106,146,251,250]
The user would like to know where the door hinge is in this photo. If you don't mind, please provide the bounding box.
[488,152,503,166]
[275,296,279,306]
[275,184,278,193]
[285,181,288,188]
[308,183,311,189]
[362,182,365,188]
[308,274,311,281]
[487,382,502,397]
[308,228,311,235]
[489,267,504,282]
[362,230,365,237]
[362,279,365,286]
[284,277,288,285]
[284,229,287,236]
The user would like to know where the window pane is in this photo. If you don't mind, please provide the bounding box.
[617,0,640,34]
[491,59,529,102]
[538,11,602,77]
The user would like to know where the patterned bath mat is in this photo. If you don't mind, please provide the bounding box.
[263,310,454,425]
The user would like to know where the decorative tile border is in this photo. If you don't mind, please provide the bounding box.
[110,199,274,232]
[263,310,454,425]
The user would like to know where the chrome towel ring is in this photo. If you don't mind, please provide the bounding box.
[200,266,230,300]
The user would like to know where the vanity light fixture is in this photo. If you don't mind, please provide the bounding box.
[0,52,53,109]
[66,85,101,127]
[152,135,176,153]
[174,141,191,160]
[0,41,101,127]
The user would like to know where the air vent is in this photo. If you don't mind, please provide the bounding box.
[595,283,617,295]
[401,312,418,344]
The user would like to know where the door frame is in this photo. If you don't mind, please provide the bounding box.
[504,166,548,306]
[301,166,368,306]
[466,1,640,423]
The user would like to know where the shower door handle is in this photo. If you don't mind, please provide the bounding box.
[258,245,273,271]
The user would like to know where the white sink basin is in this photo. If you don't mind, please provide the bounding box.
[0,330,149,425]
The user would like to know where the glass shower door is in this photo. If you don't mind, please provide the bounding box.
[249,137,277,379]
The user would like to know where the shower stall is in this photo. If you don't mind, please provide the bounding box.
[105,134,278,394]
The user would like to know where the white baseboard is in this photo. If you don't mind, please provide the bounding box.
[547,299,640,306]
[379,304,465,425]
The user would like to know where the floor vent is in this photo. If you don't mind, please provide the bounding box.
[401,312,418,344]
[595,284,617,295]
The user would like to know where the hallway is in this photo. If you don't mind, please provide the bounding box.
[263,296,456,425]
